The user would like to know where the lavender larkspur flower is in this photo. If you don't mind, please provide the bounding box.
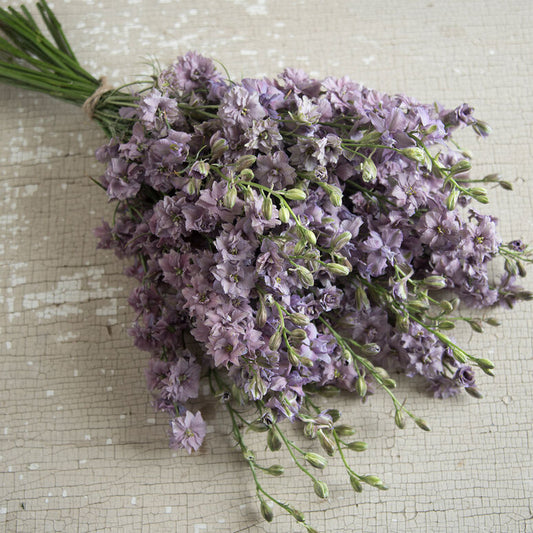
[169,410,207,453]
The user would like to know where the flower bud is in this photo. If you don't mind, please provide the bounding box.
[256,302,267,329]
[346,440,368,452]
[485,317,501,327]
[268,329,282,351]
[449,159,472,175]
[235,154,256,172]
[465,387,483,399]
[317,429,336,456]
[517,260,527,277]
[284,188,307,201]
[382,378,397,389]
[438,320,455,330]
[476,357,495,370]
[288,313,310,326]
[305,452,328,469]
[317,385,340,398]
[287,347,301,367]
[329,186,343,206]
[361,158,377,182]
[313,480,329,499]
[303,228,317,245]
[356,376,367,397]
[267,428,282,451]
[265,464,284,476]
[396,313,410,333]
[355,286,370,310]
[304,422,316,439]
[395,410,406,429]
[499,180,513,191]
[239,168,254,181]
[401,147,430,167]
[422,275,447,289]
[349,474,363,492]
[326,262,351,276]
[472,119,492,137]
[260,500,274,522]
[288,328,307,345]
[361,475,383,487]
[331,231,353,252]
[446,188,459,210]
[361,343,381,356]
[279,206,290,223]
[468,320,483,333]
[210,138,228,160]
[223,186,237,209]
[414,418,431,431]
[334,424,356,437]
[296,265,314,287]
[262,195,273,220]
[469,186,489,204]
[439,300,454,313]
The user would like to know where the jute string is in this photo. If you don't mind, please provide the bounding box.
[83,76,112,119]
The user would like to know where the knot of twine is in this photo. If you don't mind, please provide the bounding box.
[83,76,112,119]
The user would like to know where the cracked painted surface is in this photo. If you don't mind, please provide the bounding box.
[1,0,532,531]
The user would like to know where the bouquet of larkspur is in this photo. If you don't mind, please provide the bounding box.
[1,2,532,530]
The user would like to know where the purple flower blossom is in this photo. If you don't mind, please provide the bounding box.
[169,410,207,453]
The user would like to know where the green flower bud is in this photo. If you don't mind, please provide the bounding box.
[414,418,431,431]
[305,452,328,469]
[334,424,356,437]
[362,158,377,182]
[355,285,370,310]
[465,387,483,399]
[210,138,228,160]
[288,312,310,326]
[239,168,254,180]
[268,329,282,351]
[356,376,367,397]
[446,188,459,210]
[346,440,368,452]
[304,422,316,439]
[517,260,527,278]
[313,480,329,499]
[472,119,492,137]
[499,180,513,191]
[395,410,406,429]
[382,378,397,389]
[303,228,317,245]
[260,500,274,522]
[438,320,455,330]
[326,262,351,276]
[331,231,353,252]
[361,343,381,356]
[439,300,454,313]
[401,147,431,167]
[485,317,501,327]
[279,206,290,223]
[223,186,237,209]
[449,159,472,175]
[361,475,383,487]
[317,385,340,398]
[296,265,314,287]
[422,275,447,289]
[262,195,273,220]
[235,154,256,172]
[317,429,336,456]
[469,186,489,204]
[265,464,284,476]
[476,357,495,370]
[284,188,307,201]
[468,320,483,333]
[289,328,307,345]
[349,474,363,492]
[287,347,301,367]
[329,186,343,206]
[267,428,282,451]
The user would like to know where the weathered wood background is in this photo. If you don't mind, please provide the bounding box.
[1,1,532,531]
